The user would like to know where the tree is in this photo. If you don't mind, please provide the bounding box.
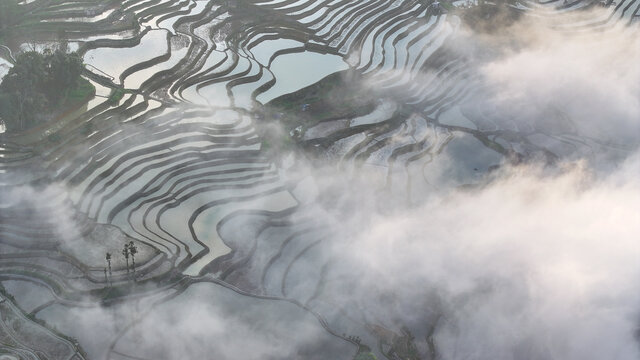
[105,252,112,286]
[129,241,138,281]
[57,28,69,53]
[0,51,49,130]
[0,49,86,132]
[44,49,83,104]
[122,243,130,275]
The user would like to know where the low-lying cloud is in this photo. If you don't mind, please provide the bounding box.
[289,151,640,359]
[477,20,640,142]
[285,14,640,350]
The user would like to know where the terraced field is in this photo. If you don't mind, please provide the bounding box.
[0,0,638,359]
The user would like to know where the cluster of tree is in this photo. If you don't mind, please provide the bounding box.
[0,49,84,132]
[104,241,139,286]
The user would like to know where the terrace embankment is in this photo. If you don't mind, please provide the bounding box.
[0,0,637,359]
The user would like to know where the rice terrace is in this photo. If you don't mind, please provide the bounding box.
[0,0,638,359]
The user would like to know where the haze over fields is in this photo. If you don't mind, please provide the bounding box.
[0,0,638,359]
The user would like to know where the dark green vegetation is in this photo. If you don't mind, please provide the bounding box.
[457,0,524,33]
[267,70,376,131]
[0,49,94,132]
[108,87,126,104]
[354,345,378,360]
[256,70,378,155]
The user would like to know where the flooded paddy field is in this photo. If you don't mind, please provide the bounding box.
[0,0,639,359]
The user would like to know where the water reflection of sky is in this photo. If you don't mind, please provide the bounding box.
[426,133,502,188]
[0,60,10,81]
[257,50,349,104]
[83,30,169,84]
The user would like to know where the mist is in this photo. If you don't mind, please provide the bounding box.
[1,1,639,359]
[272,9,640,358]
[289,154,640,359]
[474,20,640,146]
